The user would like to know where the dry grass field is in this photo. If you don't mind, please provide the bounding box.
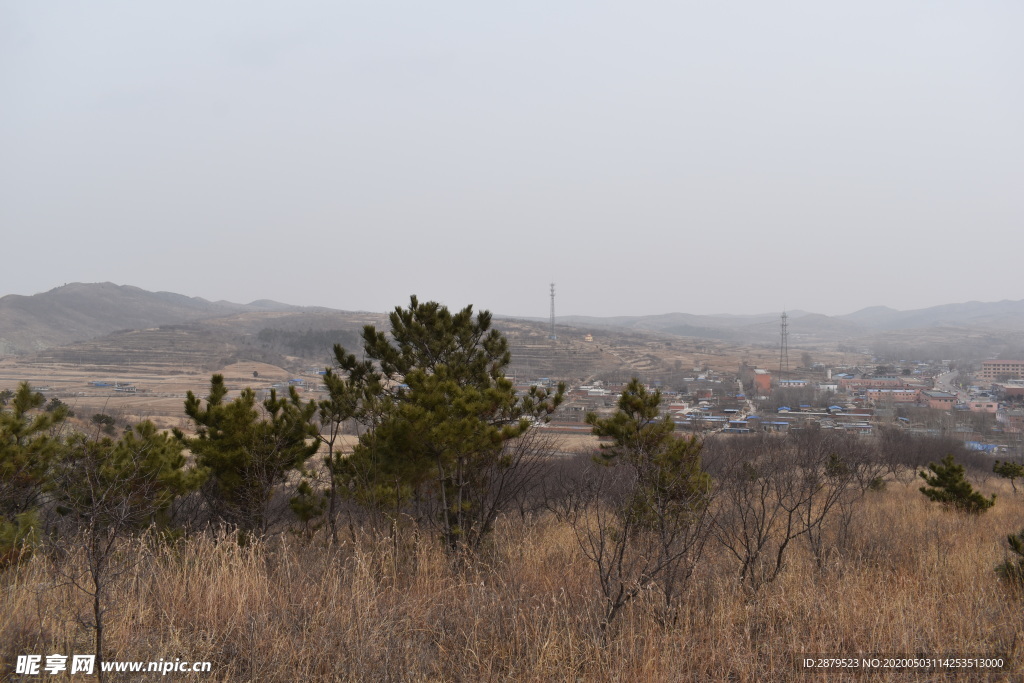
[3,477,1021,682]
[0,359,306,432]
[0,316,985,681]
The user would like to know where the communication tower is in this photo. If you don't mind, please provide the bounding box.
[549,283,556,340]
[779,310,790,377]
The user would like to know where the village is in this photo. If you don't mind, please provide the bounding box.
[529,355,1024,457]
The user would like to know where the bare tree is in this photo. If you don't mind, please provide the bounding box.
[711,430,881,589]
[469,427,562,537]
[711,435,791,589]
[566,455,714,632]
[48,429,193,682]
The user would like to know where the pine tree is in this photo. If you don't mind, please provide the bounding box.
[993,460,1024,494]
[316,346,381,542]
[996,528,1024,588]
[919,454,995,514]
[336,296,564,552]
[0,382,67,518]
[587,379,712,530]
[175,375,318,533]
[0,382,67,566]
[48,422,199,679]
[53,421,201,529]
[582,379,713,628]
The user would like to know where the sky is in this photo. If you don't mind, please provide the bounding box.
[2,1,1022,319]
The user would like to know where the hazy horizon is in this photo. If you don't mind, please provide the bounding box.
[3,2,1022,318]
[2,280,1020,322]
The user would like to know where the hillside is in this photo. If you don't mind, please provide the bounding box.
[557,299,1024,345]
[5,283,1024,367]
[839,299,1024,331]
[0,282,299,355]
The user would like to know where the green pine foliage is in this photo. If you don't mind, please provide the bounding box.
[1,382,68,566]
[316,346,382,541]
[334,296,564,552]
[993,460,1024,494]
[1,382,68,518]
[582,378,713,628]
[0,511,40,570]
[919,454,995,514]
[289,480,327,536]
[996,529,1024,588]
[45,397,73,417]
[175,374,319,533]
[91,413,117,435]
[52,421,202,529]
[587,378,712,529]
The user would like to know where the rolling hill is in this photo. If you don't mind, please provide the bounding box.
[0,282,299,355]
[4,283,1024,362]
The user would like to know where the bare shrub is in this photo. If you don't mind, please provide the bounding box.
[709,430,883,589]
[2,483,1023,681]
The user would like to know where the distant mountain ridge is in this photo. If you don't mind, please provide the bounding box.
[534,300,1024,344]
[0,282,300,355]
[838,299,1024,331]
[3,283,1024,356]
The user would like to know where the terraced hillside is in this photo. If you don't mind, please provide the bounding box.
[30,325,237,373]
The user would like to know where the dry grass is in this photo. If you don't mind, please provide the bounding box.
[2,480,1022,682]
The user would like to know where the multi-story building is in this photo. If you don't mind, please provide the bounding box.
[838,377,905,392]
[753,370,771,395]
[921,390,957,410]
[738,363,772,395]
[866,388,920,403]
[979,360,1024,381]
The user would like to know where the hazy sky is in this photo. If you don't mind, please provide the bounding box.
[2,1,1022,318]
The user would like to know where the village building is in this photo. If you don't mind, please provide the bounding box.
[921,390,957,410]
[979,360,1024,381]
[865,388,920,403]
[838,377,905,392]
[967,400,999,413]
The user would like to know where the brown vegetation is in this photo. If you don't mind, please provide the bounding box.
[2,476,1021,681]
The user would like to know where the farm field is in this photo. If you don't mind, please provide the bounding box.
[0,358,305,431]
[0,318,869,434]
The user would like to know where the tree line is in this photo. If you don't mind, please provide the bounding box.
[2,296,1022,657]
